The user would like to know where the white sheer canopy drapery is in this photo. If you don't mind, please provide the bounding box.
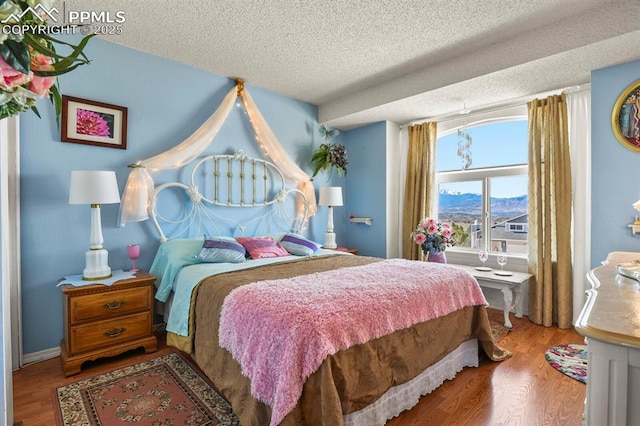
[118,79,316,226]
[240,88,316,219]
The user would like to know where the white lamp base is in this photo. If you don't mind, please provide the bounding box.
[324,232,337,249]
[83,248,112,280]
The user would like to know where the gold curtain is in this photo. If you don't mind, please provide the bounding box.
[402,122,437,260]
[527,94,573,329]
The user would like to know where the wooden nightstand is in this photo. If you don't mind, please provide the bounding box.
[60,271,158,376]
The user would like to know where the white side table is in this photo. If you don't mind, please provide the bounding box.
[451,264,532,328]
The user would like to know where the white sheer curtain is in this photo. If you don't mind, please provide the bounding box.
[566,85,591,323]
[118,81,316,226]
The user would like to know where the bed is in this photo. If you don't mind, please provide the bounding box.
[148,151,510,425]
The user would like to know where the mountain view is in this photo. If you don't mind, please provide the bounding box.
[438,191,527,223]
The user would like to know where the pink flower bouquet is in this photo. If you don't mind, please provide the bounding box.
[0,0,93,120]
[410,217,456,255]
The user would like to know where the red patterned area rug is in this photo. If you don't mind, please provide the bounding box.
[53,352,240,425]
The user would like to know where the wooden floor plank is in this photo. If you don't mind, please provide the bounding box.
[13,309,586,425]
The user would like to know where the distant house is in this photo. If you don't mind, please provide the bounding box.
[469,214,528,254]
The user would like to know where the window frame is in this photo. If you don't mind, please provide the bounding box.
[433,105,528,261]
[436,164,528,254]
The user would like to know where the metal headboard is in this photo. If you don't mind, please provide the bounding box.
[148,151,308,242]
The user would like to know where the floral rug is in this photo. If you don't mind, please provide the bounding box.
[544,344,587,384]
[53,352,240,425]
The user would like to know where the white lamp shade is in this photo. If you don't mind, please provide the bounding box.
[318,186,343,207]
[69,171,120,205]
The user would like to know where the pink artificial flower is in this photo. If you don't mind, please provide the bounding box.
[426,218,436,227]
[0,56,32,91]
[442,228,452,238]
[427,223,438,234]
[28,52,56,97]
[414,233,426,245]
[76,109,111,137]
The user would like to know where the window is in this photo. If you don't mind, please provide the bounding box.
[435,116,528,255]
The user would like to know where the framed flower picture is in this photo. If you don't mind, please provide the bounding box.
[611,80,640,152]
[61,96,128,149]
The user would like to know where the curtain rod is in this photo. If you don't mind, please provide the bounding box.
[400,83,590,129]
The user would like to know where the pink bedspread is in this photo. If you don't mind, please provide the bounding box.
[218,258,486,426]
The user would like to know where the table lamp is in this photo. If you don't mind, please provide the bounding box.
[69,171,120,280]
[318,186,343,249]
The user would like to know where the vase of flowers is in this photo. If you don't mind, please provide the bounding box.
[410,217,456,262]
[427,251,447,263]
[0,0,94,121]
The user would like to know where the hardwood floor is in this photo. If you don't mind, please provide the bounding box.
[13,309,586,426]
[387,310,586,426]
[13,333,175,426]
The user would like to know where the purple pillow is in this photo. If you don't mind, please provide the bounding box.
[196,236,246,263]
[280,233,320,256]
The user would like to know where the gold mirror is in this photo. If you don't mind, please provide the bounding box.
[612,79,640,152]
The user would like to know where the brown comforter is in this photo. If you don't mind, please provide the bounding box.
[166,255,510,425]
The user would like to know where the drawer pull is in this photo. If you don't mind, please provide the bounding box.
[103,301,125,310]
[104,327,125,338]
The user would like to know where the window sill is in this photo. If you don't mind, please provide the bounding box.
[444,249,529,273]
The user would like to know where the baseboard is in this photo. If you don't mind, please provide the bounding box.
[21,346,60,367]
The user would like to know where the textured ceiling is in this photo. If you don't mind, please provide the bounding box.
[65,0,640,129]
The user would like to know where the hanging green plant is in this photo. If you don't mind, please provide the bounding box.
[310,125,347,178]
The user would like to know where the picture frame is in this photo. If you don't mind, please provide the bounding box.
[61,96,128,149]
[611,79,640,152]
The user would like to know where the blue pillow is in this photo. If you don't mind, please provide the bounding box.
[196,236,246,263]
[279,233,320,256]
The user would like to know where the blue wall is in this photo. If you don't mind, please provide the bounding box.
[20,37,324,354]
[309,132,348,248]
[0,156,4,420]
[591,59,640,266]
[342,121,387,257]
[305,122,388,256]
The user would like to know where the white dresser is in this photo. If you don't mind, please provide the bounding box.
[575,252,640,426]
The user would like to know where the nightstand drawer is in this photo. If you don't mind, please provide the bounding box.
[69,312,152,354]
[69,285,152,324]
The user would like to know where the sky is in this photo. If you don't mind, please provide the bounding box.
[435,120,528,198]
